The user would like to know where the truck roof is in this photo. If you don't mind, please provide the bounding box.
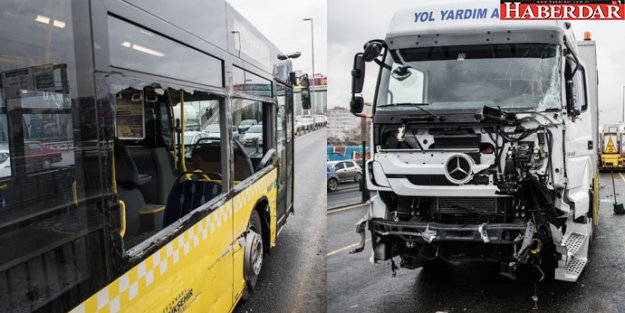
[386,0,577,50]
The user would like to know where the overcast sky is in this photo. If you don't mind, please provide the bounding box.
[328,0,625,125]
[227,0,327,77]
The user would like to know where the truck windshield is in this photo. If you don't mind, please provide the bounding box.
[378,44,561,112]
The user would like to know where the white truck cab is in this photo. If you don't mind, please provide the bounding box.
[350,1,598,283]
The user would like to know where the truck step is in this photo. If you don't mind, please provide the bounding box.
[555,256,587,282]
[566,257,587,275]
[562,232,586,257]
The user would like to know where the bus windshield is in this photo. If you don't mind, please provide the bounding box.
[378,44,561,112]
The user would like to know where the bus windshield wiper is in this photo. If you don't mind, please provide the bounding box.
[378,103,444,121]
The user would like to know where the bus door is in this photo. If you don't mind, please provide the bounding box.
[275,83,294,224]
[98,11,240,310]
[102,69,235,311]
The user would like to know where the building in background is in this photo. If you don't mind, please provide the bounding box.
[327,105,371,145]
[294,72,327,115]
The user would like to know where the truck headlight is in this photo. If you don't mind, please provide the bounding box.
[372,161,390,187]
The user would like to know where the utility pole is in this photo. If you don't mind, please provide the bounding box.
[303,18,315,114]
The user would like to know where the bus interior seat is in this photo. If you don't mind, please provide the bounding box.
[162,178,222,228]
[130,148,175,233]
[128,147,176,205]
[191,140,254,182]
[115,145,152,240]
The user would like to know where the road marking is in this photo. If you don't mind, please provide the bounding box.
[327,238,370,257]
[327,202,368,214]
[619,172,625,183]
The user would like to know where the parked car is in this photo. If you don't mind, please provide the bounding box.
[313,114,327,127]
[328,160,362,183]
[299,115,315,130]
[238,119,258,134]
[354,158,368,169]
[183,131,210,158]
[295,120,308,135]
[24,141,62,170]
[327,164,339,192]
[243,125,263,146]
[204,124,239,141]
[0,150,10,178]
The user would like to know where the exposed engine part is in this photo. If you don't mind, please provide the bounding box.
[396,126,405,142]
[350,214,369,254]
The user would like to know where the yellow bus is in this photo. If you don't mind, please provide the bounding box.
[0,0,310,312]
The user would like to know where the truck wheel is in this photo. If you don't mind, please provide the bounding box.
[242,210,263,300]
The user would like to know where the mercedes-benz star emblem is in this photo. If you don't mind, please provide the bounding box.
[444,154,473,184]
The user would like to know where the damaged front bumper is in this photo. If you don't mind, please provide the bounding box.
[368,219,528,245]
[352,217,540,270]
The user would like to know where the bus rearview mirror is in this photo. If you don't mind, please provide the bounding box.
[301,86,311,110]
[300,76,310,88]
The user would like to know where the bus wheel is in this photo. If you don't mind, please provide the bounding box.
[243,210,263,300]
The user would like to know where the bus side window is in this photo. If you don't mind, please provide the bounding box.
[0,113,10,179]
[161,91,226,228]
[232,98,264,183]
[0,2,107,312]
[112,87,227,247]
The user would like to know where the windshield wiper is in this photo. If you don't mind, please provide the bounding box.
[378,103,444,121]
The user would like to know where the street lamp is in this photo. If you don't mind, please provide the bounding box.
[277,51,301,60]
[302,17,315,114]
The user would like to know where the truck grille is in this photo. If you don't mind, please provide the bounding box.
[438,197,497,215]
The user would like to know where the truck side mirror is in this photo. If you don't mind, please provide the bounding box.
[300,75,311,110]
[350,96,364,114]
[565,78,580,118]
[350,40,385,115]
[351,54,365,94]
[362,41,383,62]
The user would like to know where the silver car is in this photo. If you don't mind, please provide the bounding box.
[328,160,362,183]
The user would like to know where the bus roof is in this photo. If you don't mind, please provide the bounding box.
[118,0,292,83]
[226,3,293,82]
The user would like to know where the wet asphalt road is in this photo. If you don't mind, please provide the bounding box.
[235,129,327,313]
[328,182,362,209]
[328,173,625,313]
